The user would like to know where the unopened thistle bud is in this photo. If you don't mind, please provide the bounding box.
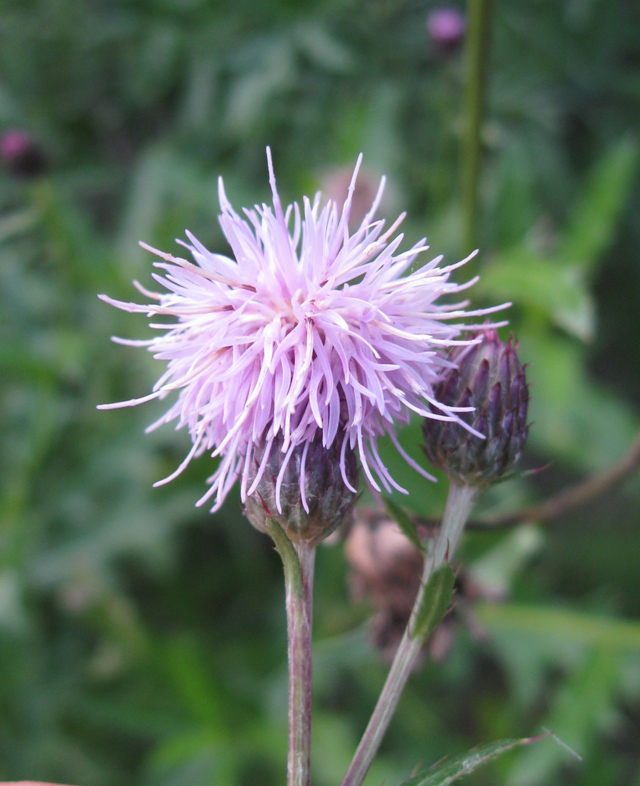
[426,8,466,58]
[423,330,529,486]
[0,130,49,179]
[244,432,359,547]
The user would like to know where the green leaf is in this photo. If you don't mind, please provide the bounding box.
[164,637,227,730]
[477,602,640,653]
[478,138,639,342]
[559,137,639,275]
[477,252,595,341]
[468,525,544,599]
[382,495,425,552]
[507,648,615,786]
[520,327,640,471]
[398,737,542,786]
[412,562,455,641]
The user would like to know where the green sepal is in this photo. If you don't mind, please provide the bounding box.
[397,736,545,786]
[411,562,455,641]
[382,495,425,554]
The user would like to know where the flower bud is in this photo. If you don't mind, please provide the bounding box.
[426,8,466,58]
[423,330,529,486]
[0,130,49,179]
[244,432,359,547]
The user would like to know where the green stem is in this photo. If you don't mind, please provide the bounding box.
[460,0,493,260]
[341,483,477,786]
[263,518,315,786]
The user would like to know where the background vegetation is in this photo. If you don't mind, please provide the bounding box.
[1,0,639,784]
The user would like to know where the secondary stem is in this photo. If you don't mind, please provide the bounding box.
[460,0,493,261]
[341,483,477,786]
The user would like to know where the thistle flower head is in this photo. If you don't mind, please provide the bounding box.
[100,149,506,513]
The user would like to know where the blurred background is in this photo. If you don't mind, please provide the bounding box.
[1,0,640,784]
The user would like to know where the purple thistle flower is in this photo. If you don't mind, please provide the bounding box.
[99,149,506,513]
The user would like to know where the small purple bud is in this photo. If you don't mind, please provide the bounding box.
[244,431,359,547]
[0,130,49,179]
[423,329,530,486]
[426,7,466,58]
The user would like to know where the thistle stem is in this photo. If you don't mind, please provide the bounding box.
[460,0,493,260]
[286,542,315,786]
[263,517,315,786]
[341,483,477,786]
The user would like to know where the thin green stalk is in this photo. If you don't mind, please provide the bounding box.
[264,517,315,786]
[460,0,493,260]
[287,542,315,786]
[341,483,477,786]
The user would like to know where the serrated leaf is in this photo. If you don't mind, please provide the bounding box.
[412,562,455,641]
[507,648,615,786]
[382,495,424,552]
[398,737,542,786]
[507,650,620,786]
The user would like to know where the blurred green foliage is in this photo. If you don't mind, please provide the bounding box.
[1,0,640,784]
